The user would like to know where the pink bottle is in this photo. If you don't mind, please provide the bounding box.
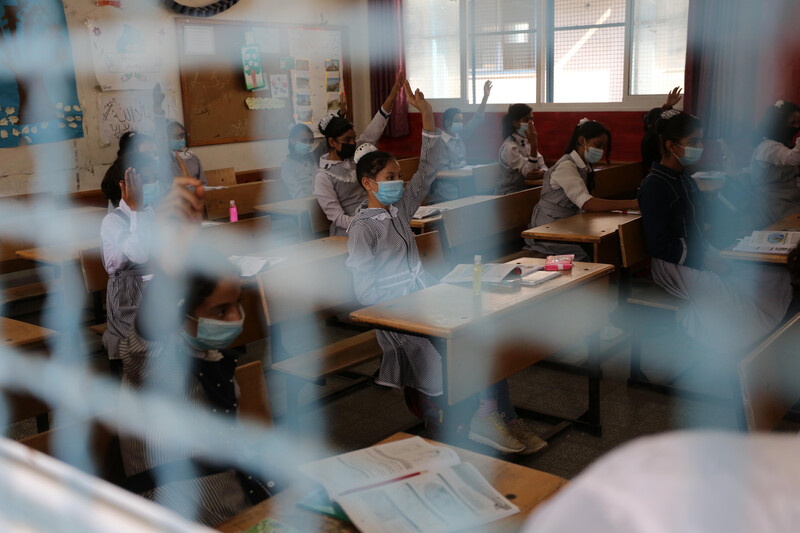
[229,200,239,222]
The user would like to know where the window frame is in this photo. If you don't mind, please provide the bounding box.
[406,0,683,113]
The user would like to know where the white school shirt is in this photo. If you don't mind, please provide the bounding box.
[549,150,594,209]
[498,133,547,176]
[753,138,800,168]
[100,199,153,277]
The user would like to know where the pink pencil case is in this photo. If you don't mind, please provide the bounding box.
[544,254,574,271]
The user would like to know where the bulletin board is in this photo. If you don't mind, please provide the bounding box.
[175,18,352,146]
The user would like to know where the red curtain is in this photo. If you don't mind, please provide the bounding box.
[367,0,409,137]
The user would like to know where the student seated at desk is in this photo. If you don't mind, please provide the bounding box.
[280,123,319,199]
[497,103,547,195]
[167,121,207,186]
[314,71,405,236]
[429,80,493,202]
[346,82,546,455]
[100,152,160,360]
[638,110,791,353]
[749,100,800,228]
[525,119,639,260]
[641,87,683,175]
[118,181,275,526]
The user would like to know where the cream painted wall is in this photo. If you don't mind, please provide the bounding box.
[0,0,371,197]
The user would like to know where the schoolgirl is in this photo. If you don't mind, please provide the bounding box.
[280,123,318,198]
[345,82,546,454]
[525,119,638,260]
[100,150,159,360]
[497,103,547,195]
[638,110,792,353]
[314,72,405,236]
[749,100,800,227]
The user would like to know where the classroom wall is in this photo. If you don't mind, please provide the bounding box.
[0,0,371,197]
[379,111,646,164]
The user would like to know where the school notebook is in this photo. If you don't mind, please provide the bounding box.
[732,231,800,255]
[298,436,519,533]
[412,206,442,219]
[440,263,518,284]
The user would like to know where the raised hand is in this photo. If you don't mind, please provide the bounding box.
[157,177,205,224]
[338,90,348,118]
[120,167,143,211]
[526,121,539,154]
[382,69,407,114]
[483,80,493,99]
[665,87,683,108]
[403,80,434,132]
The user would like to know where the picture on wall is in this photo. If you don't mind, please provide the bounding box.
[0,0,84,147]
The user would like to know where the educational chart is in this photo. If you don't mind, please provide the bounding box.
[97,91,179,145]
[287,28,344,128]
[86,18,169,91]
[0,0,84,147]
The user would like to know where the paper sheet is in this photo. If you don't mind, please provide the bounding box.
[299,436,460,498]
[521,270,561,286]
[732,231,800,255]
[337,463,519,533]
[441,263,518,284]
[229,256,287,277]
[413,206,442,219]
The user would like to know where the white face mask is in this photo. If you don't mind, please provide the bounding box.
[582,142,604,164]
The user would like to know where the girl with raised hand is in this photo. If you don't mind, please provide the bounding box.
[497,103,548,195]
[345,82,546,455]
[314,71,405,236]
[525,118,638,260]
[638,110,792,353]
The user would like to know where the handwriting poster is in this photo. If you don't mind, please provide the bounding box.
[98,91,179,145]
[0,0,84,147]
[86,18,168,91]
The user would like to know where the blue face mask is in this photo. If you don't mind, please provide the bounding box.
[675,145,704,166]
[170,139,186,152]
[142,182,160,207]
[293,141,313,155]
[517,123,529,136]
[182,305,245,351]
[583,145,604,164]
[371,179,404,205]
[450,122,464,135]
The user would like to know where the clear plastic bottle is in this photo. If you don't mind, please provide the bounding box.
[472,254,482,295]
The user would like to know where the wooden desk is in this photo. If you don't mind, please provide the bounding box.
[255,197,314,241]
[1,317,55,348]
[521,212,640,267]
[437,165,482,198]
[592,162,643,199]
[524,178,543,187]
[410,195,498,233]
[217,432,567,533]
[720,213,800,264]
[251,236,348,270]
[16,240,99,268]
[351,258,613,434]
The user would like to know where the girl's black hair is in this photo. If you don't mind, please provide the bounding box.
[654,112,702,158]
[181,248,241,316]
[102,132,157,207]
[502,104,532,139]
[757,101,800,147]
[116,131,154,158]
[355,150,396,188]
[565,120,613,163]
[443,107,461,130]
[319,116,353,142]
[288,123,313,156]
[643,107,662,133]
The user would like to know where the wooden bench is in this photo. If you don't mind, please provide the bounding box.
[738,313,800,431]
[442,187,541,264]
[397,157,420,183]
[78,247,109,327]
[205,167,237,187]
[594,162,644,199]
[204,181,289,220]
[235,167,281,184]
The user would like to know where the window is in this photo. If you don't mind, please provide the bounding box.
[404,0,689,106]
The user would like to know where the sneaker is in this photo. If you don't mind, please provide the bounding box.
[468,412,525,453]
[507,418,548,455]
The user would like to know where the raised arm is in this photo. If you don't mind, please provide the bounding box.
[462,81,492,140]
[396,82,443,219]
[358,71,406,145]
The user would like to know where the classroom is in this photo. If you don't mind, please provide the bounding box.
[1,0,799,531]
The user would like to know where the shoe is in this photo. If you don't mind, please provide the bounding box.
[507,418,548,455]
[468,412,525,453]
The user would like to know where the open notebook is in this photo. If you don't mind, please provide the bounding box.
[298,436,519,533]
[733,231,800,254]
